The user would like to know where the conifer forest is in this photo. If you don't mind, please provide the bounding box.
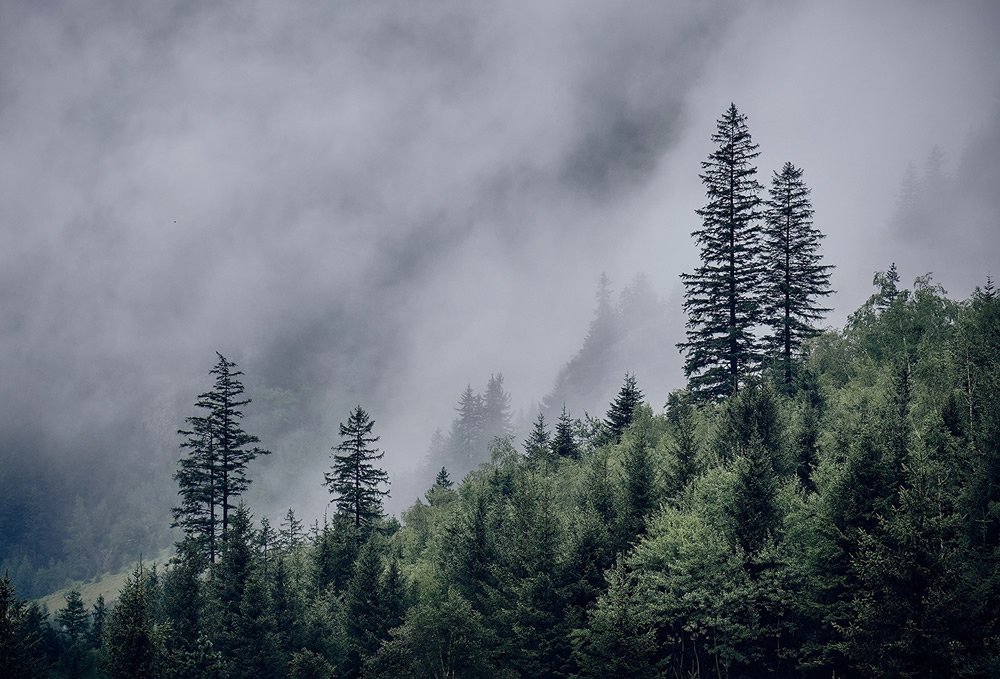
[2,3,1000,678]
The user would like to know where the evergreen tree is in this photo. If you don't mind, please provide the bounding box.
[342,537,393,679]
[761,162,833,384]
[88,596,106,650]
[324,405,390,532]
[425,467,457,507]
[680,103,764,400]
[434,466,453,489]
[449,386,484,474]
[482,373,513,445]
[0,571,47,679]
[551,405,580,460]
[101,564,157,679]
[312,514,360,595]
[605,372,644,443]
[523,412,553,465]
[55,589,89,645]
[278,508,304,552]
[173,353,270,563]
[161,539,204,649]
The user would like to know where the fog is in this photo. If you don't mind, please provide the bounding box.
[1,0,997,527]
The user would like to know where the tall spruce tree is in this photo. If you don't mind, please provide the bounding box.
[680,103,764,400]
[324,406,390,532]
[524,412,553,465]
[482,373,513,446]
[552,405,580,460]
[605,373,644,444]
[173,353,270,563]
[762,162,833,384]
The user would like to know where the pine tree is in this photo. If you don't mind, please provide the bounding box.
[449,386,484,474]
[605,373,644,443]
[523,412,553,465]
[102,564,157,679]
[482,373,513,445]
[88,595,106,650]
[551,405,580,460]
[173,353,270,563]
[55,589,89,645]
[434,467,453,489]
[761,162,833,384]
[278,508,304,552]
[324,406,390,532]
[0,571,47,679]
[680,103,764,400]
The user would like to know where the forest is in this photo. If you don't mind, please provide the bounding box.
[3,101,999,679]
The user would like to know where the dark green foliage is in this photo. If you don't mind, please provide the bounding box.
[55,588,89,644]
[173,353,270,564]
[367,588,505,679]
[618,410,659,544]
[342,536,399,678]
[324,405,390,532]
[761,162,833,384]
[664,390,700,494]
[279,508,305,552]
[101,564,157,679]
[312,514,359,595]
[523,412,552,465]
[680,103,764,400]
[161,539,204,649]
[87,596,106,650]
[0,572,48,679]
[605,372,644,444]
[163,632,225,679]
[434,466,453,489]
[571,557,658,678]
[551,405,580,460]
[289,648,335,679]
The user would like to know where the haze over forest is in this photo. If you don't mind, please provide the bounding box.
[2,0,999,569]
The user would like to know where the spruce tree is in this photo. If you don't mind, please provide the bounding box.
[761,162,833,384]
[102,564,157,679]
[605,373,644,443]
[55,589,89,645]
[551,405,580,460]
[173,353,270,563]
[449,386,484,474]
[278,508,304,552]
[0,571,47,679]
[482,373,513,446]
[434,467,453,489]
[524,412,553,464]
[680,103,764,400]
[324,406,390,532]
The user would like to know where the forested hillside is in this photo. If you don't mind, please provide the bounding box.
[3,102,998,679]
[5,268,998,678]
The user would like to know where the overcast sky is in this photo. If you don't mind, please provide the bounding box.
[1,0,997,517]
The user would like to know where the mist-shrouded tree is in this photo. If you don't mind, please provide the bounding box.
[762,162,833,384]
[173,352,270,563]
[449,385,484,474]
[324,405,390,532]
[552,405,580,460]
[605,373,644,444]
[524,412,553,465]
[55,589,89,645]
[482,373,513,445]
[680,103,764,400]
